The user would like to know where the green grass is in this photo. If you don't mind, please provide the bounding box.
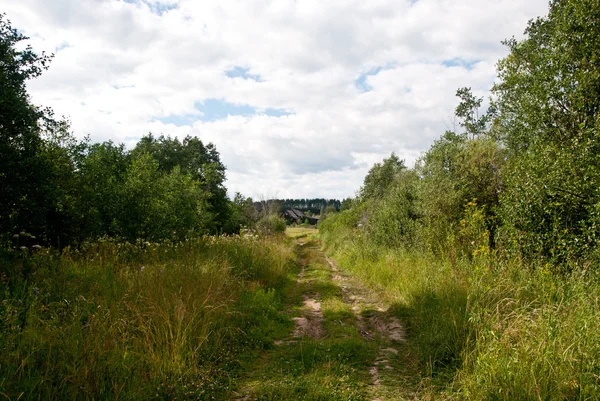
[243,338,374,401]
[0,236,296,400]
[286,226,319,239]
[321,226,600,400]
[5,224,596,400]
[234,238,380,401]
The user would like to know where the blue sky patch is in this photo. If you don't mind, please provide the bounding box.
[113,84,136,89]
[197,99,256,121]
[122,0,178,16]
[355,67,383,92]
[225,66,262,82]
[442,58,481,70]
[55,41,71,52]
[262,108,294,117]
[154,99,294,126]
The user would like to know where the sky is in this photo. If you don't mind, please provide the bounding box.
[3,0,550,200]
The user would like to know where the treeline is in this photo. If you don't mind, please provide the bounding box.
[0,15,256,248]
[268,199,345,215]
[320,1,600,398]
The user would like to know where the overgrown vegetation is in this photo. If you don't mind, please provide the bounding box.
[321,1,600,398]
[0,235,296,399]
[0,15,299,399]
[236,237,378,400]
[3,1,600,399]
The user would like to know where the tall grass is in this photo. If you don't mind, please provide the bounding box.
[321,225,600,400]
[0,235,295,400]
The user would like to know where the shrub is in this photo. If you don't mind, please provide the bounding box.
[255,215,287,236]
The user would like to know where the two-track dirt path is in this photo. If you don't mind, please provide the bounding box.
[233,236,410,400]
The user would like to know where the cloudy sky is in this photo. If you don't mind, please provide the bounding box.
[4,0,549,199]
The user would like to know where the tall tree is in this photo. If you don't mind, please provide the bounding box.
[493,0,600,261]
[493,0,600,152]
[455,87,492,139]
[360,153,405,201]
[132,134,229,231]
[0,14,61,243]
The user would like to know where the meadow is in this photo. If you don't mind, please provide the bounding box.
[0,235,296,400]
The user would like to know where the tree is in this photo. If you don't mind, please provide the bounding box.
[416,129,504,251]
[455,87,492,139]
[37,122,86,247]
[223,193,257,234]
[365,168,421,248]
[0,14,66,244]
[493,0,600,153]
[340,198,353,211]
[79,141,128,238]
[360,153,406,201]
[131,134,229,232]
[493,0,600,262]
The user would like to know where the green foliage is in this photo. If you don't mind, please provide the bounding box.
[318,4,600,398]
[224,192,258,234]
[0,236,295,400]
[497,129,600,263]
[255,214,287,236]
[78,141,128,238]
[0,17,241,246]
[321,220,600,400]
[416,133,504,252]
[359,152,405,201]
[363,169,421,248]
[131,134,230,232]
[0,13,60,242]
[340,197,353,211]
[493,0,600,262]
[493,0,600,152]
[455,87,493,139]
[117,153,211,241]
[339,133,503,253]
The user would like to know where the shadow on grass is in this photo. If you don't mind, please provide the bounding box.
[386,283,470,388]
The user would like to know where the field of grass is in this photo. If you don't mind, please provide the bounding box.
[321,226,600,400]
[0,235,296,400]
[3,226,599,400]
[286,226,319,239]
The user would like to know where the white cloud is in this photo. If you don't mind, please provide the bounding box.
[2,0,550,199]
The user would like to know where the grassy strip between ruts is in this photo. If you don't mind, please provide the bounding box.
[0,235,296,400]
[235,237,379,400]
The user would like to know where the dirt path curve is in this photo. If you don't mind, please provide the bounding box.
[233,236,409,401]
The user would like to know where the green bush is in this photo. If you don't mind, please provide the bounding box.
[255,215,287,236]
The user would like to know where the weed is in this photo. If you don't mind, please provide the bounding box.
[0,236,295,400]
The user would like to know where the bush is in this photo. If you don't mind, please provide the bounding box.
[255,215,287,236]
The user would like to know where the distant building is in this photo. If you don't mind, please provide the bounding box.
[282,208,319,225]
